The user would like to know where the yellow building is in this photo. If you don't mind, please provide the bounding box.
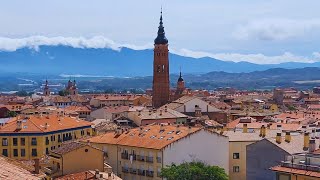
[0,114,93,160]
[44,141,105,179]
[87,124,229,180]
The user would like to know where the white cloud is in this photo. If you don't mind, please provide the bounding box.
[0,36,319,65]
[171,48,320,64]
[0,36,152,52]
[233,19,320,41]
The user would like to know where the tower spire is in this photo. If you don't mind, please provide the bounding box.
[154,7,168,45]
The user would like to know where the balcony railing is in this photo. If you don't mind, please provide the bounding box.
[146,156,154,163]
[146,170,154,177]
[122,167,129,173]
[138,169,145,176]
[129,168,137,174]
[121,153,129,160]
[157,157,162,163]
[281,161,320,172]
[137,155,145,162]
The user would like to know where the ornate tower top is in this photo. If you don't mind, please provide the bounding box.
[178,68,184,82]
[154,8,168,45]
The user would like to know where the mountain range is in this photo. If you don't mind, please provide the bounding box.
[1,45,320,77]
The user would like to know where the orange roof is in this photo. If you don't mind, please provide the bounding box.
[56,171,95,180]
[0,114,92,134]
[271,165,320,178]
[87,124,201,150]
[64,105,91,112]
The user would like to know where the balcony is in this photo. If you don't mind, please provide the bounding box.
[122,167,129,173]
[146,156,154,163]
[157,157,162,163]
[129,154,136,161]
[146,170,154,177]
[281,161,320,172]
[138,169,145,176]
[121,153,129,160]
[129,168,137,174]
[43,166,58,175]
[137,155,145,162]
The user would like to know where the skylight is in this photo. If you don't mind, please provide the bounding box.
[167,131,174,134]
[167,137,174,140]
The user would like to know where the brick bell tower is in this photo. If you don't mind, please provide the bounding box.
[152,10,170,108]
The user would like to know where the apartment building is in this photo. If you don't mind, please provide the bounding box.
[87,124,229,180]
[0,114,93,160]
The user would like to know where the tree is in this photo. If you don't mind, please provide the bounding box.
[161,161,228,180]
[58,90,69,96]
[6,111,17,117]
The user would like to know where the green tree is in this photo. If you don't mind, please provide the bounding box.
[6,111,17,117]
[161,161,228,180]
[15,90,28,96]
[58,90,69,96]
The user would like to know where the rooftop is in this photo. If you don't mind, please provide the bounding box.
[0,114,92,134]
[87,124,201,150]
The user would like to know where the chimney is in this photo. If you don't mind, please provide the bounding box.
[95,169,100,179]
[139,127,143,134]
[44,123,48,130]
[243,124,248,133]
[285,131,291,143]
[16,120,22,130]
[277,124,282,131]
[188,126,192,134]
[138,110,141,116]
[149,110,152,116]
[312,129,316,138]
[276,132,282,144]
[34,158,40,174]
[304,132,310,150]
[316,129,320,139]
[160,124,164,132]
[260,125,266,137]
[165,106,168,112]
[309,139,316,152]
[160,110,162,116]
[176,125,180,133]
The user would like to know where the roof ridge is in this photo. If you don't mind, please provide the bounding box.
[28,117,45,133]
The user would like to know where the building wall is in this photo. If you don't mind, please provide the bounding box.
[276,172,320,180]
[163,130,229,173]
[62,145,104,175]
[246,139,289,180]
[229,141,255,180]
[0,127,93,160]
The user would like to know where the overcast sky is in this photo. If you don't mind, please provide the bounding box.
[1,0,320,64]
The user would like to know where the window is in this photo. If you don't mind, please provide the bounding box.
[21,149,25,157]
[2,138,8,146]
[13,138,18,146]
[233,166,240,173]
[32,149,37,157]
[51,135,54,141]
[31,138,37,145]
[233,153,240,159]
[45,137,49,145]
[13,149,18,157]
[2,149,8,157]
[46,148,49,154]
[20,138,25,146]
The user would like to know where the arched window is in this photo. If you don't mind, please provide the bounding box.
[157,65,161,72]
[162,65,165,72]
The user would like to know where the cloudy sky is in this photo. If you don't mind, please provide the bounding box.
[0,0,320,64]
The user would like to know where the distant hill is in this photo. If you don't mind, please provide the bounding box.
[1,45,320,77]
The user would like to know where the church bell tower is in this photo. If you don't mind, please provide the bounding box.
[152,9,170,108]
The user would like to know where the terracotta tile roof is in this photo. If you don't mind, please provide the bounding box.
[0,156,45,179]
[130,108,187,120]
[52,96,71,103]
[64,105,91,112]
[0,114,92,134]
[271,165,320,178]
[51,142,87,155]
[87,124,201,150]
[56,171,95,180]
[93,95,142,101]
